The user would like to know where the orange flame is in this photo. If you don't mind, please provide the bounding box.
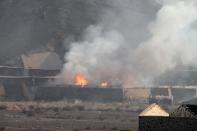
[100,81,108,88]
[74,73,88,87]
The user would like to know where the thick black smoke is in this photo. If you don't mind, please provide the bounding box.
[0,0,105,63]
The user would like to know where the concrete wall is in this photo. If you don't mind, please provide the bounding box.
[139,116,197,131]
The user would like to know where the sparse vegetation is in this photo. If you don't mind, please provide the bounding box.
[22,109,35,117]
[75,105,85,111]
[85,125,91,130]
[98,115,105,121]
[0,105,7,110]
[62,106,73,111]
[111,127,118,130]
[120,129,133,131]
[76,116,82,120]
[51,107,59,113]
[0,101,141,130]
[0,127,5,131]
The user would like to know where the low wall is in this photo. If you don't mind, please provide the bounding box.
[0,77,197,102]
[139,116,197,131]
[0,66,60,76]
[0,77,53,100]
[171,88,196,103]
[35,86,124,102]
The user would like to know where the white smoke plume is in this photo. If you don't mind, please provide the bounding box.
[62,0,197,87]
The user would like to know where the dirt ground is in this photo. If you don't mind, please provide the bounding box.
[0,101,144,131]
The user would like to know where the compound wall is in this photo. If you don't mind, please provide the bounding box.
[35,86,124,102]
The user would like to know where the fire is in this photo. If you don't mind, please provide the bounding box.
[100,81,108,88]
[74,73,88,87]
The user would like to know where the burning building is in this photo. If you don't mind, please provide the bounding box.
[0,64,124,102]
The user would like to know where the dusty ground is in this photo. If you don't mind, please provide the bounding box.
[0,101,145,131]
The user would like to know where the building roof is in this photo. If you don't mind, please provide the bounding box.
[21,51,63,70]
[139,103,169,116]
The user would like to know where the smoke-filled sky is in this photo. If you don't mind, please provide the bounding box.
[63,0,197,87]
[0,0,197,86]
